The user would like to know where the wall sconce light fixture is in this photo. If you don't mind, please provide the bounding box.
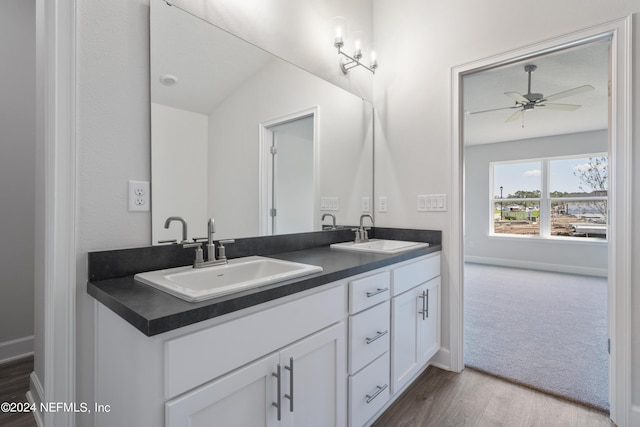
[333,19,377,74]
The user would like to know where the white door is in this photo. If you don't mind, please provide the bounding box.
[280,323,346,427]
[165,353,280,427]
[390,287,420,394]
[268,116,315,235]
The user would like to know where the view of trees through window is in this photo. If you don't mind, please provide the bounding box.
[492,155,607,239]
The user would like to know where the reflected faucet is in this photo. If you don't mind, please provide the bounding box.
[164,216,188,243]
[207,218,216,261]
[357,214,374,243]
[322,213,337,230]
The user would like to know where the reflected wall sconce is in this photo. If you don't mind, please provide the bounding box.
[332,18,377,74]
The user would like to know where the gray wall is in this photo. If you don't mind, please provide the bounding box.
[465,130,608,276]
[0,0,35,357]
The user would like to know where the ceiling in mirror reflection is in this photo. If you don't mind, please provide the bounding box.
[150,0,374,243]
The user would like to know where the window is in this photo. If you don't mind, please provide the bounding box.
[492,154,607,240]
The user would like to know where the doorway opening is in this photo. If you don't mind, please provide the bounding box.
[259,108,318,235]
[461,38,610,412]
[450,18,633,425]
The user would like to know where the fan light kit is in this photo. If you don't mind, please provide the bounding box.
[470,64,594,126]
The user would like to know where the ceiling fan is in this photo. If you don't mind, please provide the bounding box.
[470,64,594,123]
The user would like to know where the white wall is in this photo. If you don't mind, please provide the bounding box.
[372,0,640,419]
[465,130,608,276]
[169,0,374,101]
[0,0,35,361]
[208,58,373,240]
[151,103,208,242]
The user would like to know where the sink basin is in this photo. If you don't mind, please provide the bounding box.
[330,239,429,255]
[134,256,323,302]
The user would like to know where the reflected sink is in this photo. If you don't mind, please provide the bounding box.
[134,256,323,302]
[330,239,429,255]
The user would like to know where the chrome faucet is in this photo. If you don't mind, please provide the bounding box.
[207,218,216,262]
[322,213,337,229]
[164,216,188,243]
[356,214,374,243]
[183,217,235,268]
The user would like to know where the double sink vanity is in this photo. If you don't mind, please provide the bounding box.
[88,227,442,426]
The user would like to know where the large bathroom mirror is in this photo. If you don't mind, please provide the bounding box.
[150,0,373,242]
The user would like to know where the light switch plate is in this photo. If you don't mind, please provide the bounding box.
[418,194,446,212]
[320,197,339,211]
[379,196,388,213]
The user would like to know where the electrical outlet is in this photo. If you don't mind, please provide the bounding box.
[362,197,370,212]
[129,180,150,212]
[379,196,388,213]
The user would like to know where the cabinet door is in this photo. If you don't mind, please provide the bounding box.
[390,287,420,394]
[165,353,280,427]
[418,277,441,365]
[280,323,346,427]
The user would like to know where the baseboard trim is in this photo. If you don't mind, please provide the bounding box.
[0,336,34,364]
[464,256,607,277]
[27,372,44,427]
[429,347,452,371]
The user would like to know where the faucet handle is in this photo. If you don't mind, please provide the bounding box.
[217,239,235,261]
[158,239,177,244]
[183,242,204,266]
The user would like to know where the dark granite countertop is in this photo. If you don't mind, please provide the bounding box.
[87,228,441,337]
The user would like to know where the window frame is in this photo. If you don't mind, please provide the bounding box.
[490,153,608,242]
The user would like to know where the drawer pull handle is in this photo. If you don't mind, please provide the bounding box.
[365,384,388,404]
[284,357,294,412]
[366,287,389,298]
[272,364,282,421]
[365,330,389,344]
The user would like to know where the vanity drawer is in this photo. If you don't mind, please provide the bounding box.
[391,253,440,296]
[349,301,390,374]
[349,271,390,314]
[164,285,344,399]
[349,352,390,427]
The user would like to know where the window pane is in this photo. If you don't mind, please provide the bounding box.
[493,161,541,199]
[493,161,540,236]
[550,200,607,239]
[549,156,608,198]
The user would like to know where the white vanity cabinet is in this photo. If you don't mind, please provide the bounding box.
[94,250,441,427]
[347,271,391,427]
[95,284,346,427]
[390,253,441,394]
[166,323,345,427]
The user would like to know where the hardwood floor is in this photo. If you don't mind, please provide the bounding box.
[372,366,614,427]
[0,356,37,427]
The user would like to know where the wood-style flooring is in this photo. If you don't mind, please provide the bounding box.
[372,366,614,427]
[0,356,37,427]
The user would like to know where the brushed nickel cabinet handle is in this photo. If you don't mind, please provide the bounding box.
[365,330,389,344]
[284,357,294,412]
[366,287,389,298]
[272,364,282,421]
[418,290,427,320]
[365,384,388,404]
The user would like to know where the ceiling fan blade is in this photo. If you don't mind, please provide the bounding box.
[469,105,518,115]
[538,103,582,111]
[504,92,528,103]
[506,109,523,122]
[543,85,594,102]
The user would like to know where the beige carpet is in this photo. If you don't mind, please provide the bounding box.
[464,263,608,411]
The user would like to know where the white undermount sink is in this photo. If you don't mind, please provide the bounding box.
[134,256,323,302]
[330,239,429,255]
